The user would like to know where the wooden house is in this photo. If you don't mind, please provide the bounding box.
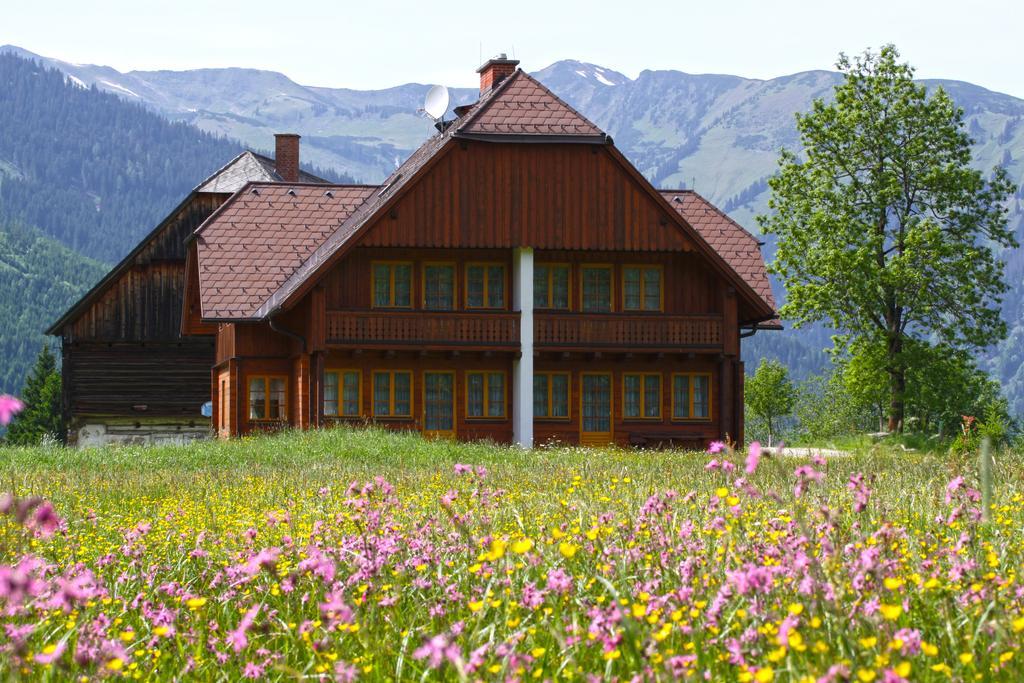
[178,57,780,449]
[48,140,326,446]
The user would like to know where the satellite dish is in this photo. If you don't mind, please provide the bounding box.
[423,85,450,121]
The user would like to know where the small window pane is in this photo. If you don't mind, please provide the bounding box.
[551,266,570,309]
[533,266,549,309]
[268,378,286,419]
[424,373,453,431]
[248,378,266,420]
[488,373,504,417]
[324,371,339,416]
[373,265,391,307]
[582,375,611,432]
[693,375,710,418]
[487,266,504,308]
[394,265,412,307]
[342,371,360,416]
[582,268,611,312]
[551,375,569,417]
[425,265,454,310]
[393,372,412,416]
[623,268,641,310]
[467,266,484,307]
[373,373,391,416]
[533,374,549,417]
[673,376,690,419]
[624,375,641,418]
[644,375,661,418]
[468,373,485,417]
[643,269,661,311]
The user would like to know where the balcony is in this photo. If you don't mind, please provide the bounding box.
[326,311,520,350]
[534,313,722,352]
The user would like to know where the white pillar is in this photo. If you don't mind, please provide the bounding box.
[512,247,534,448]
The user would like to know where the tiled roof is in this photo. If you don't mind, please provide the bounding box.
[456,70,605,139]
[196,151,326,194]
[196,184,375,319]
[660,190,777,315]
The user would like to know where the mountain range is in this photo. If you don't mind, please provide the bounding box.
[1,45,1023,414]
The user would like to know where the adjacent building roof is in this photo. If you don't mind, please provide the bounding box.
[195,184,376,319]
[660,190,777,315]
[196,151,326,193]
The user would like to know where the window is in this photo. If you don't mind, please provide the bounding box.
[672,373,711,420]
[372,262,412,308]
[423,263,455,310]
[581,374,612,433]
[467,372,506,418]
[534,264,571,310]
[324,370,361,417]
[534,373,570,419]
[623,373,662,420]
[373,371,412,418]
[466,263,505,308]
[623,266,663,311]
[423,372,455,433]
[581,265,613,312]
[248,375,287,421]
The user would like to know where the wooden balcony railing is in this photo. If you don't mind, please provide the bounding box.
[535,314,723,351]
[326,311,520,350]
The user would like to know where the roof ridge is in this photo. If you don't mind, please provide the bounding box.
[454,69,524,133]
[519,70,604,134]
[659,189,760,243]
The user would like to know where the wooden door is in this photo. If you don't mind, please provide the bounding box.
[423,371,456,438]
[580,373,613,446]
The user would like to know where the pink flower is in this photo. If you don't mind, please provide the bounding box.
[744,442,761,475]
[413,634,462,669]
[226,605,260,653]
[0,395,24,425]
[33,640,66,664]
[30,501,63,537]
[708,441,726,454]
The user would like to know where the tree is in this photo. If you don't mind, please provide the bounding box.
[759,45,1016,432]
[5,345,63,445]
[745,358,797,445]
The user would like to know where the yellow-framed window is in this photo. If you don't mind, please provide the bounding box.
[324,369,361,417]
[248,375,287,421]
[423,371,456,434]
[533,372,570,419]
[581,265,614,312]
[372,370,413,418]
[622,265,663,311]
[466,371,507,419]
[671,373,712,420]
[580,372,613,434]
[534,263,571,310]
[372,261,413,308]
[465,263,506,309]
[623,373,662,420]
[423,262,456,311]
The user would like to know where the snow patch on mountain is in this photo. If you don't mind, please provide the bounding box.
[99,80,140,98]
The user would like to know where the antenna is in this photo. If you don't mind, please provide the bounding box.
[422,84,450,123]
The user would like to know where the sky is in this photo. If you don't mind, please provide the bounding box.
[4,0,1023,98]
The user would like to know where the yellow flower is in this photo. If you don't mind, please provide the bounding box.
[715,487,729,498]
[754,667,774,682]
[631,603,646,619]
[959,653,973,665]
[107,659,124,671]
[468,600,484,613]
[558,542,579,559]
[153,626,170,637]
[486,539,507,561]
[787,603,804,615]
[531,647,546,658]
[883,577,904,590]
[856,669,876,682]
[603,649,621,661]
[512,538,534,554]
[119,630,135,643]
[999,652,1014,663]
[879,603,902,620]
[893,661,911,677]
[859,636,878,648]
[1012,616,1024,633]
[921,642,938,657]
[185,597,207,609]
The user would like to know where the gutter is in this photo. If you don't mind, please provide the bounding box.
[268,315,307,353]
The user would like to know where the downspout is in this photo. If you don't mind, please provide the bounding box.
[268,315,307,353]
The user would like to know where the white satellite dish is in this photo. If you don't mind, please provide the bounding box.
[423,85,450,122]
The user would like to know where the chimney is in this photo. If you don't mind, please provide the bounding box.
[476,54,520,94]
[274,133,300,183]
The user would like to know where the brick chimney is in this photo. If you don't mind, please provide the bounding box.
[274,133,300,182]
[476,54,519,94]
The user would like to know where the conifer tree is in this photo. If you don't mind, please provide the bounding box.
[5,345,63,445]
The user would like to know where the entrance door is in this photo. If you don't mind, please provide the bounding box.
[580,373,613,446]
[423,371,455,438]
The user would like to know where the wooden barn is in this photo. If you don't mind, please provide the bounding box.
[47,143,326,446]
[53,56,778,448]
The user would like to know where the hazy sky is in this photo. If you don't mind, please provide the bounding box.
[4,0,1022,97]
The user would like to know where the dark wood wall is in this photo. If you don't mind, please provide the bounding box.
[360,142,694,252]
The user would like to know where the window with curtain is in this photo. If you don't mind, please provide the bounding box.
[534,264,570,309]
[623,266,662,311]
[424,372,454,431]
[373,371,412,417]
[324,370,360,417]
[372,262,412,308]
[623,373,661,419]
[581,374,612,432]
[248,376,287,421]
[423,264,455,310]
[534,373,569,418]
[467,372,505,418]
[673,373,711,420]
[466,264,505,308]
[581,266,612,312]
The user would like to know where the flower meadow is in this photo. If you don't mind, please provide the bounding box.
[0,428,1022,681]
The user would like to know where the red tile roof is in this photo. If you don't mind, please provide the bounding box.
[660,190,777,315]
[456,70,605,139]
[195,184,375,319]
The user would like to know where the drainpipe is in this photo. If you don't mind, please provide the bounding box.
[268,315,307,353]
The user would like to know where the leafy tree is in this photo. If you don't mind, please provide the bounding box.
[5,345,63,445]
[745,359,797,445]
[760,45,1017,432]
